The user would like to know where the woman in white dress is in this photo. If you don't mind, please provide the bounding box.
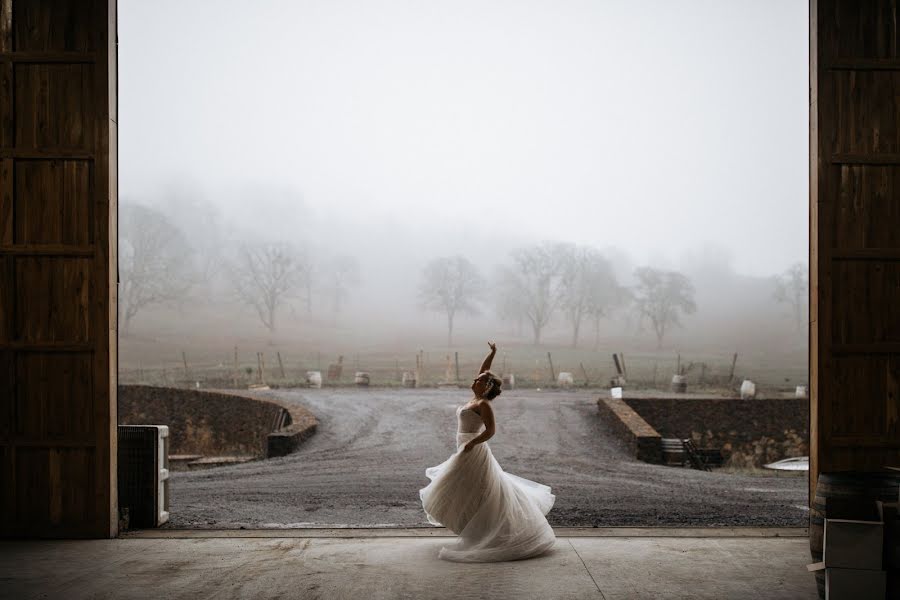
[419,342,557,562]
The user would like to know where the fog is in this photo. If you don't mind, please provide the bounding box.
[117,0,809,370]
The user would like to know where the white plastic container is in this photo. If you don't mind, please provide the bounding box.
[611,386,623,399]
[306,371,323,389]
[740,379,756,399]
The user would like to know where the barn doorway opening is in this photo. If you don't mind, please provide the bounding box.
[116,0,809,529]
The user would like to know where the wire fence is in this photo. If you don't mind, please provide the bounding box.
[118,347,808,395]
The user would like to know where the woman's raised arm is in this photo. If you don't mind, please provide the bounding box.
[479,342,497,374]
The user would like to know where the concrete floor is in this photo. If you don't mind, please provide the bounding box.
[0,529,816,599]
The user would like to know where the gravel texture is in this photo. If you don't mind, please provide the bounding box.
[166,388,808,528]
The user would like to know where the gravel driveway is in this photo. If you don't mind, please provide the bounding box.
[166,388,807,528]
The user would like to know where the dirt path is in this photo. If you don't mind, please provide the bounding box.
[166,388,807,528]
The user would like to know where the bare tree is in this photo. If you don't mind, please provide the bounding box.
[301,261,315,315]
[773,262,808,333]
[229,242,307,333]
[559,245,621,348]
[419,255,485,346]
[589,285,632,350]
[118,204,194,335]
[495,267,528,337]
[499,242,568,345]
[327,255,361,315]
[632,267,697,349]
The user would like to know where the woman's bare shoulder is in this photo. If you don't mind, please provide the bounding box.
[473,400,494,415]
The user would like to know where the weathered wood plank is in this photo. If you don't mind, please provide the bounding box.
[822,0,899,61]
[14,257,90,343]
[0,0,10,53]
[13,0,97,52]
[828,59,900,71]
[0,52,96,63]
[831,71,900,155]
[15,352,93,439]
[836,166,900,248]
[0,342,92,351]
[0,244,94,256]
[0,150,94,159]
[0,256,10,343]
[0,60,11,148]
[14,64,94,151]
[0,350,11,436]
[832,153,900,164]
[832,261,900,345]
[15,160,92,245]
[0,159,11,244]
[833,343,900,354]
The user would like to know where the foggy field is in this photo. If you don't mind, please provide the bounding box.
[120,332,807,394]
[165,388,807,529]
[118,0,811,531]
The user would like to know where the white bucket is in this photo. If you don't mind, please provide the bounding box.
[306,371,323,389]
[611,386,623,399]
[355,372,370,387]
[671,374,687,393]
[795,385,808,398]
[740,379,756,399]
[557,372,574,388]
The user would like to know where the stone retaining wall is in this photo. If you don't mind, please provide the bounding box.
[596,398,662,463]
[624,397,808,444]
[624,396,808,467]
[118,385,317,459]
[597,394,808,467]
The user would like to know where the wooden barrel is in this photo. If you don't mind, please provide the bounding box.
[661,438,685,466]
[810,471,900,598]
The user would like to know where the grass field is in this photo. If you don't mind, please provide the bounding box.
[119,336,807,395]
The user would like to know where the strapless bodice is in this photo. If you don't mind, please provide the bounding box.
[457,405,484,434]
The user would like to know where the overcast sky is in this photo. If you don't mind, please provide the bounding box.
[119,0,808,277]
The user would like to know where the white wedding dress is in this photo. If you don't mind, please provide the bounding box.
[418,403,557,562]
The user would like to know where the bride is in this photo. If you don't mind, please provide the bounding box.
[419,342,557,562]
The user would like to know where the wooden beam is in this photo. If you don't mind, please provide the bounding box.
[0,52,97,63]
[0,245,95,256]
[830,153,900,165]
[827,59,900,71]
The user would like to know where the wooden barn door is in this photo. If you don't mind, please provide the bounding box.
[0,0,117,537]
[810,0,900,497]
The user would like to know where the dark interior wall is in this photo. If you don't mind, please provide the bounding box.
[0,0,117,538]
[810,0,900,498]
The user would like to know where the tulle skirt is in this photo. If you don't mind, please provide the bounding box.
[418,431,557,562]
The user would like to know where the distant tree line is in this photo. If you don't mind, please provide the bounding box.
[119,201,809,346]
[420,242,699,349]
[118,202,360,335]
[419,242,806,350]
